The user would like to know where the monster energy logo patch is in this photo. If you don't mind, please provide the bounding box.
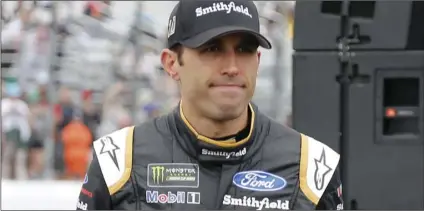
[147,163,199,188]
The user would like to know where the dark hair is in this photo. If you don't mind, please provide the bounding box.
[170,44,184,66]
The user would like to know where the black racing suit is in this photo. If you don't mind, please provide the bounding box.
[77,103,343,210]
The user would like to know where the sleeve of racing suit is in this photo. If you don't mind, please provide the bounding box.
[77,152,112,210]
[316,166,343,210]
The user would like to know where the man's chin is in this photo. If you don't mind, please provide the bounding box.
[208,101,248,121]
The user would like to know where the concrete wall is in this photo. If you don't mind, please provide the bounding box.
[1,180,82,210]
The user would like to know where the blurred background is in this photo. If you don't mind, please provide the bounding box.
[2,1,424,210]
[0,1,295,209]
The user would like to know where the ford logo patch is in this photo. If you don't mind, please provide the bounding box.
[233,171,287,191]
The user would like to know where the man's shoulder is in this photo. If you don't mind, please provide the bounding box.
[264,115,300,140]
[254,113,341,205]
[92,126,135,195]
[298,133,340,205]
[133,112,174,139]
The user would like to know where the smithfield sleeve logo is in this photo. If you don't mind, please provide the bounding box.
[232,171,287,191]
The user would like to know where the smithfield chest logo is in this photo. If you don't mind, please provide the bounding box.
[233,171,287,191]
[201,147,246,159]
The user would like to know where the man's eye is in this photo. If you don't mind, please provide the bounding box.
[203,46,220,52]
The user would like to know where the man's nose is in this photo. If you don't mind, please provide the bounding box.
[221,50,240,76]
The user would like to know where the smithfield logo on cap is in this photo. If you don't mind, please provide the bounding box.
[196,2,252,18]
[232,171,287,191]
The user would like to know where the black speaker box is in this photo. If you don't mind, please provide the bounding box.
[293,1,424,50]
[292,51,424,209]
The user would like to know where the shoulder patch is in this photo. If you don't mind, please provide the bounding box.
[93,126,134,195]
[299,134,340,205]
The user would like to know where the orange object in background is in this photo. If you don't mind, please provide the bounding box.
[62,120,93,179]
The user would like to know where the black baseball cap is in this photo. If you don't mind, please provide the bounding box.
[166,0,272,49]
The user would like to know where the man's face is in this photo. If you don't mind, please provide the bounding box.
[161,33,261,121]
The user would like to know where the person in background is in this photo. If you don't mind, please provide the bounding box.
[61,111,93,180]
[83,1,111,20]
[1,3,32,45]
[117,112,132,129]
[1,80,8,161]
[1,82,31,179]
[53,86,75,180]
[81,90,101,141]
[143,102,162,120]
[26,85,49,179]
[98,82,132,135]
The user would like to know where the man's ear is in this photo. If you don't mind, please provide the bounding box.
[257,51,262,64]
[160,49,180,81]
[256,51,262,75]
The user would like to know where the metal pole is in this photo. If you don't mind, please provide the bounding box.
[45,1,59,178]
[271,28,283,120]
[264,3,285,121]
[337,1,353,208]
[131,2,143,122]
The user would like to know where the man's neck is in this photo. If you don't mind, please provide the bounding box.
[180,102,249,139]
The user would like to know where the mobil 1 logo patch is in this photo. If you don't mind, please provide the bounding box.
[146,191,200,205]
[147,163,199,188]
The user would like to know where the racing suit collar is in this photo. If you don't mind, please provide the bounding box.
[172,102,260,164]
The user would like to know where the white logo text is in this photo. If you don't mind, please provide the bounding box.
[167,16,176,38]
[195,2,252,18]
[146,191,200,204]
[76,201,87,210]
[223,195,289,210]
[201,147,246,159]
[241,172,275,189]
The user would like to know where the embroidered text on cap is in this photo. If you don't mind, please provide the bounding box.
[195,2,253,18]
[168,16,176,38]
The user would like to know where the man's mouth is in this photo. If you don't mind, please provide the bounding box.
[209,83,246,88]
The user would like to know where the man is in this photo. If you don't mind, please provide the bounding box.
[53,86,75,179]
[61,111,93,180]
[77,1,343,210]
[27,84,49,179]
[1,82,32,179]
[81,90,101,141]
